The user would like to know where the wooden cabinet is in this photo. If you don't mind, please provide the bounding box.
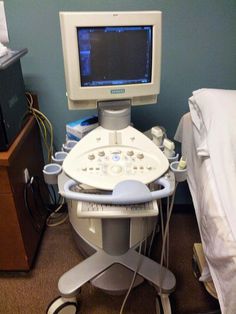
[0,116,47,270]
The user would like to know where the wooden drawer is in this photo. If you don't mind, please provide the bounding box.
[0,167,11,194]
[0,194,28,270]
[0,97,47,270]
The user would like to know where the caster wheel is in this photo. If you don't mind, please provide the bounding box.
[46,296,79,314]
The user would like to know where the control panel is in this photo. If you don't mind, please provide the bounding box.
[63,125,169,190]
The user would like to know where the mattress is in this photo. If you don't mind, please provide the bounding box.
[175,112,236,314]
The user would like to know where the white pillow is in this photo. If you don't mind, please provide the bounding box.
[189,88,236,157]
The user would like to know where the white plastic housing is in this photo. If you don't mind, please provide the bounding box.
[59,11,162,109]
[63,125,169,190]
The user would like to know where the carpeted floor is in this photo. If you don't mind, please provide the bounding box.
[0,208,220,314]
[166,209,220,314]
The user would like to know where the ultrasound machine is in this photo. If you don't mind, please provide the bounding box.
[46,11,178,314]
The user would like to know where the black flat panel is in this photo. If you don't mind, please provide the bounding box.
[0,60,28,150]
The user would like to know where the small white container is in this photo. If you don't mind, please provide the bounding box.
[43,163,62,185]
[170,161,187,182]
[62,140,78,152]
[52,151,68,165]
[168,153,179,163]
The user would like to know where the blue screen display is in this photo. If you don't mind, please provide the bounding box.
[77,26,152,87]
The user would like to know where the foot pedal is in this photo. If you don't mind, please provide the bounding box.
[193,243,218,299]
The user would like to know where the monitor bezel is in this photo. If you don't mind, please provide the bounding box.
[59,11,162,109]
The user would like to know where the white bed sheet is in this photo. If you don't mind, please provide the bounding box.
[188,89,236,242]
[175,113,236,314]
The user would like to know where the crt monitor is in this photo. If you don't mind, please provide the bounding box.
[59,11,162,109]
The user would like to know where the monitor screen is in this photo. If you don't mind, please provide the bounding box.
[77,26,152,87]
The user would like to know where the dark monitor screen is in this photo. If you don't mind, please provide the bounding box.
[77,26,152,87]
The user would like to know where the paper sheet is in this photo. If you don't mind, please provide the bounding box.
[0,1,9,44]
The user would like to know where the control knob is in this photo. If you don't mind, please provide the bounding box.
[88,154,95,160]
[137,153,144,159]
[98,151,105,157]
[127,150,134,156]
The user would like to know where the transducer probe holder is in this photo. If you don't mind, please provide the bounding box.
[170,161,187,182]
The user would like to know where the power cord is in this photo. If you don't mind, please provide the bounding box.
[46,197,68,227]
[119,178,178,313]
[159,182,178,293]
[148,218,158,257]
[24,179,44,232]
[23,176,68,229]
[119,220,145,314]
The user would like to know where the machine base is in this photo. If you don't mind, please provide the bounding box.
[71,226,144,295]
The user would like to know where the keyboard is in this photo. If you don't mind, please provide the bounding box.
[77,200,158,218]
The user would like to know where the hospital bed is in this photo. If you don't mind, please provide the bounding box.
[175,88,236,314]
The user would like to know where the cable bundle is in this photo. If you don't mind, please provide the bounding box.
[26,92,53,163]
[25,92,67,227]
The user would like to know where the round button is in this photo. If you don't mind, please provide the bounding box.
[88,154,95,160]
[111,165,122,174]
[112,154,120,161]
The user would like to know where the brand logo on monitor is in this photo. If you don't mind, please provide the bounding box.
[110,89,125,94]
